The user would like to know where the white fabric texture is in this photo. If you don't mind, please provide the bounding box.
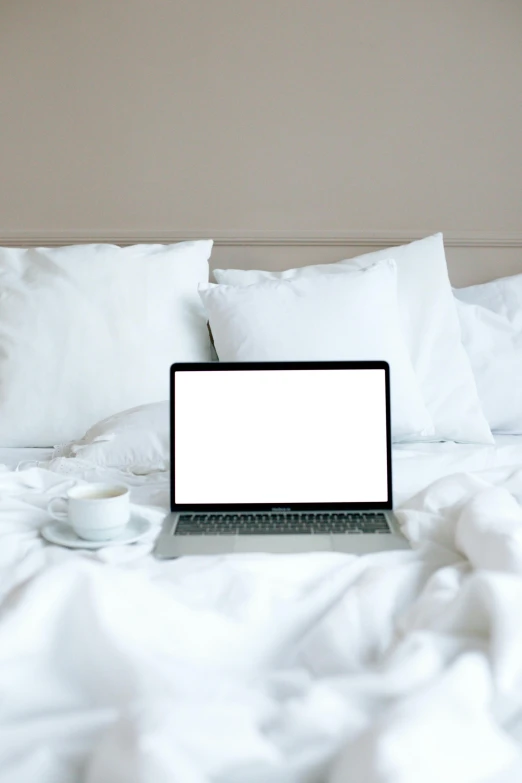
[392,435,522,505]
[0,241,213,447]
[455,299,522,434]
[4,457,522,781]
[214,233,493,445]
[201,260,434,441]
[0,447,54,470]
[53,402,169,474]
[455,272,522,323]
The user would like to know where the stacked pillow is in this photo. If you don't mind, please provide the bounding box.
[206,234,493,445]
[455,274,522,434]
[0,241,212,446]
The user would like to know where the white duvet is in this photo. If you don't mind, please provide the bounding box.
[3,457,522,782]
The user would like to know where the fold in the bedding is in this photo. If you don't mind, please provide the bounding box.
[0,447,55,471]
[393,435,522,505]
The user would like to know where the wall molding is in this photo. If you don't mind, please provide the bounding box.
[0,230,521,248]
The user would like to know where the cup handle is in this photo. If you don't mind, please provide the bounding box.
[47,497,69,522]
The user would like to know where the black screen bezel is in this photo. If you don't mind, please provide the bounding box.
[171,361,392,512]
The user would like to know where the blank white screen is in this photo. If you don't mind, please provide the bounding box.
[174,369,389,505]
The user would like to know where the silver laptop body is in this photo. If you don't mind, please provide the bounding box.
[154,361,410,558]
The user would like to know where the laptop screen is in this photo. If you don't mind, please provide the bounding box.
[172,363,391,510]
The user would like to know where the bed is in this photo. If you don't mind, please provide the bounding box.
[2,440,522,782]
[1,234,522,782]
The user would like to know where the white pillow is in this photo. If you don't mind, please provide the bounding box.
[200,260,434,442]
[455,272,522,325]
[455,299,522,434]
[214,234,493,445]
[53,402,169,473]
[0,241,212,446]
[455,274,522,434]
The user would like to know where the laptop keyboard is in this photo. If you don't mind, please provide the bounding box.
[174,512,391,535]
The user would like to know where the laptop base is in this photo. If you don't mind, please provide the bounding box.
[154,511,410,558]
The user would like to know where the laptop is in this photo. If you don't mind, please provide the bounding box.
[154,361,410,557]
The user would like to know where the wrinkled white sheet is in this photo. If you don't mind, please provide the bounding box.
[0,447,54,470]
[3,453,522,781]
[392,435,522,504]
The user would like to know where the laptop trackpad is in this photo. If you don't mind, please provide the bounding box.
[234,535,332,553]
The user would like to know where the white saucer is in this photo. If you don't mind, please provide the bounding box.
[41,514,153,549]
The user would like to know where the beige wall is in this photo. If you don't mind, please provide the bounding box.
[0,0,521,275]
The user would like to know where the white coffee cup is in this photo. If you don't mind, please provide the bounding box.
[47,483,130,541]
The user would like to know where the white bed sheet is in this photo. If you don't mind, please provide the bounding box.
[393,434,522,504]
[2,440,522,781]
[0,447,54,470]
